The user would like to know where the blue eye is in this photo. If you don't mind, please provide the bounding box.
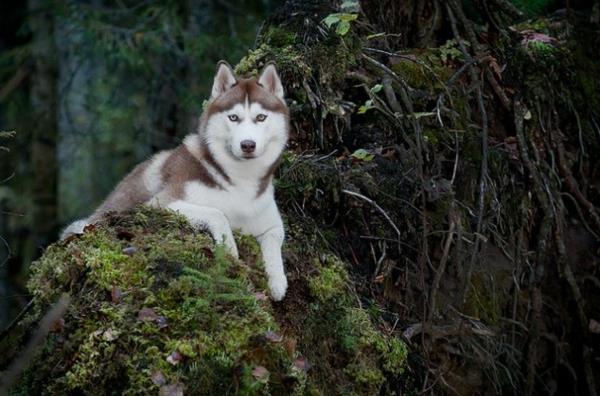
[228,114,239,122]
[256,114,267,122]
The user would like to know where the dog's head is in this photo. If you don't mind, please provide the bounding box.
[202,61,289,162]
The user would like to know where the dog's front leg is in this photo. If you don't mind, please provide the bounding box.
[257,225,287,301]
[167,200,239,258]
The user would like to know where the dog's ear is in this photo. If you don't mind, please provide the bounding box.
[258,63,284,100]
[211,61,236,99]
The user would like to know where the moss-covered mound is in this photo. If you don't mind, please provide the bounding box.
[0,207,408,395]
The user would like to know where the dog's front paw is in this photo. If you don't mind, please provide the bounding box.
[223,239,239,259]
[268,273,288,301]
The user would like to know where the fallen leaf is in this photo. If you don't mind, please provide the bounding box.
[283,338,297,355]
[252,365,269,381]
[292,356,311,373]
[253,291,268,301]
[102,328,119,341]
[151,370,167,386]
[166,351,183,365]
[521,30,557,45]
[159,383,183,396]
[50,318,65,333]
[373,274,385,284]
[138,307,159,322]
[201,246,214,258]
[156,316,169,329]
[111,286,122,303]
[265,331,283,343]
[351,148,375,161]
[122,246,137,256]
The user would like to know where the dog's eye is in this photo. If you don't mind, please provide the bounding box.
[256,114,267,122]
[228,114,239,122]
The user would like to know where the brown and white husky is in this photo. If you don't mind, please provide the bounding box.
[62,61,289,300]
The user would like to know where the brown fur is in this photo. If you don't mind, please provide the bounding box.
[207,79,289,117]
[89,160,152,222]
[201,144,231,184]
[257,157,281,197]
[161,146,223,199]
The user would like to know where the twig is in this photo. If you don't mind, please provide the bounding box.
[446,2,490,304]
[0,299,33,342]
[0,294,71,394]
[484,68,511,111]
[0,67,30,102]
[342,189,400,237]
[429,204,457,319]
[556,136,600,232]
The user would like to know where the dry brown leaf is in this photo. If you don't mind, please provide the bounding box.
[252,365,269,381]
[265,331,283,343]
[138,307,159,322]
[151,370,167,386]
[292,356,310,373]
[166,351,183,366]
[159,383,183,396]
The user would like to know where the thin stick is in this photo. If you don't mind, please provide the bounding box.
[429,206,457,319]
[0,294,71,394]
[342,189,401,237]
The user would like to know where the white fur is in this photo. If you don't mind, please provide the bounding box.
[174,98,289,300]
[60,219,90,240]
[211,63,237,99]
[143,151,170,193]
[258,64,285,100]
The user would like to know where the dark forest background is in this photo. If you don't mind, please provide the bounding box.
[0,0,284,329]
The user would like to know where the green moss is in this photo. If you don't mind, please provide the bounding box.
[464,269,507,326]
[234,23,361,149]
[391,47,455,93]
[526,40,558,59]
[286,241,409,394]
[308,256,349,302]
[262,26,297,48]
[2,206,411,395]
[235,43,312,82]
[345,361,385,392]
[5,207,297,395]
[339,308,407,375]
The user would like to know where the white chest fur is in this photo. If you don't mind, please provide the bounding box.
[182,179,275,235]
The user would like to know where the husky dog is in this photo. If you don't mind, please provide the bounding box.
[62,61,289,301]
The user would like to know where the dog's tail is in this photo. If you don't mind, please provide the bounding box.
[60,218,90,240]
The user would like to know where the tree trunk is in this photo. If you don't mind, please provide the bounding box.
[29,0,58,251]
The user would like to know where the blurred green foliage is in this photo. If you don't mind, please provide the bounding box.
[510,0,560,16]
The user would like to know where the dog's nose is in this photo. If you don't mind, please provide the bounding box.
[240,140,256,153]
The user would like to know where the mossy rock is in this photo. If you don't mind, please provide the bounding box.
[2,207,296,395]
[1,207,408,395]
